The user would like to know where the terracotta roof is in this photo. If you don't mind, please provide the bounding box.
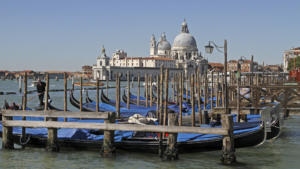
[120,57,174,61]
[208,62,224,67]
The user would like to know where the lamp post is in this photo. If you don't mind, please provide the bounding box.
[205,40,229,114]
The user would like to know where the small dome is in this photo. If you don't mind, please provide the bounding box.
[158,40,171,50]
[172,33,197,51]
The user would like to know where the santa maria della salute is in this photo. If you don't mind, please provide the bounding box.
[93,20,208,80]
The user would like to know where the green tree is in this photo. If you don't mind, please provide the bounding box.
[288,56,300,70]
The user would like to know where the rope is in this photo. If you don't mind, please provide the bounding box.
[19,135,31,146]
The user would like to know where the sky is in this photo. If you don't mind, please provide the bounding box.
[0,0,299,71]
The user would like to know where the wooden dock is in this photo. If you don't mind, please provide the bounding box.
[2,66,300,164]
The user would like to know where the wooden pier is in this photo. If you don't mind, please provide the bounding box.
[1,65,300,165]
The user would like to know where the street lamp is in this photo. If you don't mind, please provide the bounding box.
[205,40,229,114]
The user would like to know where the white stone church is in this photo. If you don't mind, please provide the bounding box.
[93,20,208,80]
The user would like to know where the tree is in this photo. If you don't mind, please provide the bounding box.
[288,56,300,70]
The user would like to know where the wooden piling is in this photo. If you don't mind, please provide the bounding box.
[156,75,160,118]
[150,75,153,107]
[79,76,83,112]
[22,73,27,140]
[159,66,164,124]
[64,73,67,121]
[197,70,202,125]
[96,78,100,112]
[46,116,59,152]
[101,112,116,157]
[145,73,148,107]
[163,69,169,126]
[191,74,195,126]
[216,72,220,107]
[137,73,140,106]
[116,73,120,118]
[44,73,49,111]
[162,113,178,160]
[211,71,214,110]
[2,115,14,149]
[176,74,179,105]
[179,72,183,126]
[172,77,175,102]
[204,72,208,110]
[185,75,189,101]
[221,114,236,164]
[237,71,241,122]
[127,71,130,109]
[106,76,109,97]
[23,73,27,110]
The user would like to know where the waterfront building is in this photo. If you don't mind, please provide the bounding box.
[92,20,208,80]
[283,47,300,72]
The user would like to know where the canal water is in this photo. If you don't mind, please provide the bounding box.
[0,79,300,169]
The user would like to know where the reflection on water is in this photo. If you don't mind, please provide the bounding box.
[0,80,300,169]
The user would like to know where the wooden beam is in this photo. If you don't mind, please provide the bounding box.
[2,110,109,119]
[3,121,228,135]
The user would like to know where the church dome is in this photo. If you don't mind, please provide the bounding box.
[157,33,171,51]
[172,20,198,51]
[158,40,171,50]
[172,33,197,50]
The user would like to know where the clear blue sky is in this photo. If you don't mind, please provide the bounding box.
[0,0,299,71]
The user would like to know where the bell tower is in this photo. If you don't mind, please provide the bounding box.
[150,34,157,56]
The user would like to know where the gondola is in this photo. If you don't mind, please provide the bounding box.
[122,90,176,107]
[0,115,266,153]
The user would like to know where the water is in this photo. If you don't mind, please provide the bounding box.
[1,79,300,169]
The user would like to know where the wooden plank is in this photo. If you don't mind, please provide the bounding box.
[2,110,109,119]
[3,120,229,135]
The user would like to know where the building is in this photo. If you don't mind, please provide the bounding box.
[93,20,208,80]
[227,57,258,72]
[264,65,283,72]
[283,47,300,72]
[208,62,224,72]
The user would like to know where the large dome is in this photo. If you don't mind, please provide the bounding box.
[158,40,171,50]
[172,33,197,51]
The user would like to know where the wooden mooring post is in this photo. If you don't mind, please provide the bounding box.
[145,73,148,107]
[96,78,100,112]
[64,72,67,121]
[137,72,140,106]
[221,114,236,164]
[162,112,178,160]
[191,74,195,126]
[79,76,83,112]
[127,71,130,109]
[116,73,120,118]
[179,72,183,126]
[150,75,153,107]
[163,69,169,126]
[101,112,116,157]
[21,72,27,145]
